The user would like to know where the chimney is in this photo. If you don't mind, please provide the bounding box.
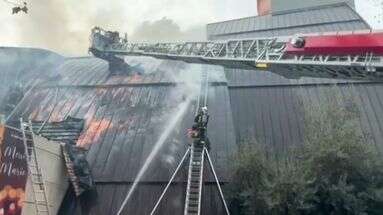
[257,0,271,16]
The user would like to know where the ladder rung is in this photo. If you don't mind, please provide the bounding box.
[189,200,199,205]
[189,194,199,199]
[35,191,47,196]
[32,180,43,185]
[35,196,47,200]
[190,178,200,182]
[32,177,43,182]
[31,178,43,183]
[190,185,199,189]
[190,190,199,194]
[190,186,199,191]
[188,206,199,212]
[35,197,48,202]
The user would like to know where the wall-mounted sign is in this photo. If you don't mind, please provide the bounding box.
[0,125,28,215]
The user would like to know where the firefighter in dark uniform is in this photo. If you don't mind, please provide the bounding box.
[188,107,210,151]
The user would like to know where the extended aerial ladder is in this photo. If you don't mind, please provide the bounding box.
[89,27,383,81]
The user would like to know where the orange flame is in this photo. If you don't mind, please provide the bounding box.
[77,119,112,147]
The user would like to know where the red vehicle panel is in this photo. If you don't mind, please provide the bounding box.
[286,33,383,55]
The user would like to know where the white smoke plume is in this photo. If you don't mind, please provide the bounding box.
[130,17,206,42]
[0,0,214,56]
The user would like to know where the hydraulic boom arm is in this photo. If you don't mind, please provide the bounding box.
[89,27,383,81]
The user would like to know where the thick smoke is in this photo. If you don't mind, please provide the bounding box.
[7,0,131,56]
[0,0,207,56]
[130,17,206,42]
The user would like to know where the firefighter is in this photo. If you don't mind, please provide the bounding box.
[195,107,209,139]
[188,107,211,150]
[194,107,209,127]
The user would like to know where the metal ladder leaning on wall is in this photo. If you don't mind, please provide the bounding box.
[21,119,50,215]
[184,68,209,215]
[149,68,230,215]
[184,142,205,215]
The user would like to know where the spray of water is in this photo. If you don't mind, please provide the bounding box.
[117,97,193,215]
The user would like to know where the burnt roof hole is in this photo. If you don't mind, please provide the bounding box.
[107,56,144,76]
[31,116,85,144]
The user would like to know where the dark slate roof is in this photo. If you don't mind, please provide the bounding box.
[7,55,235,214]
[0,47,63,119]
[207,3,370,40]
[31,116,84,143]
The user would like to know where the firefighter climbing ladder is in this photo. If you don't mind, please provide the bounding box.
[183,69,209,215]
[20,119,50,215]
[149,69,230,215]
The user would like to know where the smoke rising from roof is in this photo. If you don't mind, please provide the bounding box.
[0,0,210,56]
[130,17,206,42]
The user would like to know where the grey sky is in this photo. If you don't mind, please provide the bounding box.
[0,0,382,55]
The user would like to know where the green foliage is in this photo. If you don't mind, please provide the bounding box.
[228,143,273,215]
[229,87,383,215]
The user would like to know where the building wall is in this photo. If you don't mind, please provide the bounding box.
[271,0,355,14]
[22,136,69,215]
[257,0,271,15]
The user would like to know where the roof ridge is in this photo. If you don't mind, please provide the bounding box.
[0,46,62,57]
[272,2,351,16]
[66,56,95,60]
[207,2,354,26]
